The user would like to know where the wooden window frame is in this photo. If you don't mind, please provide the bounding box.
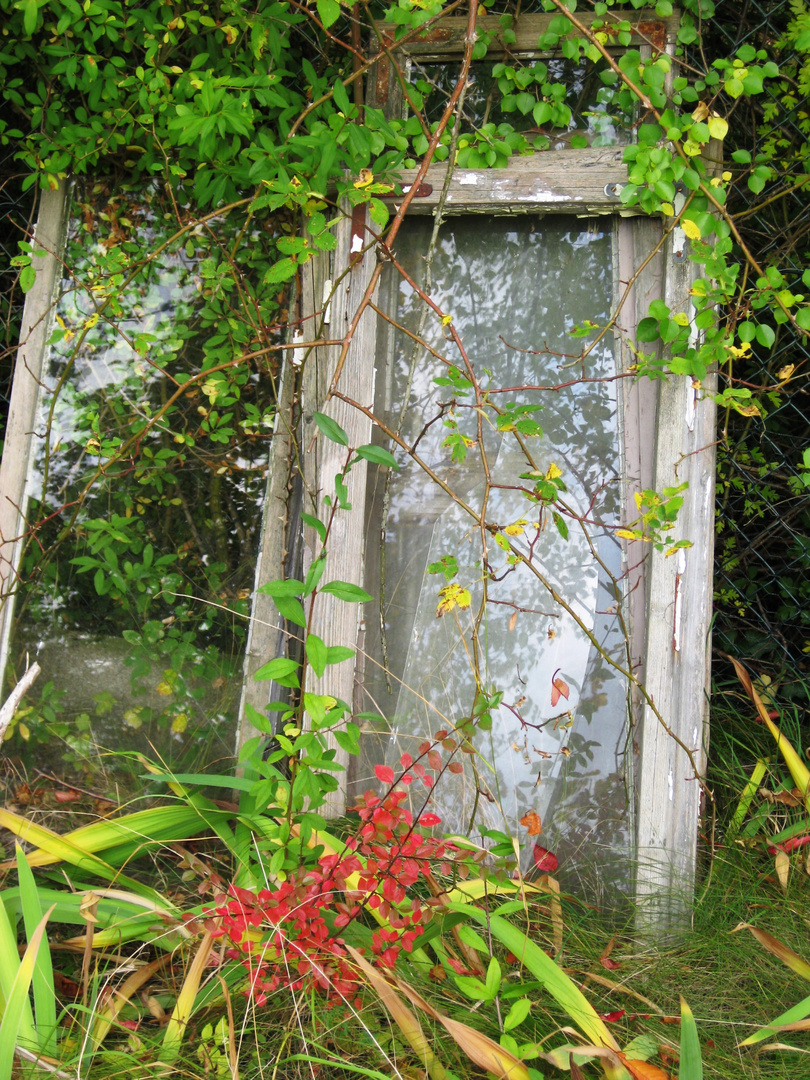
[239,9,716,924]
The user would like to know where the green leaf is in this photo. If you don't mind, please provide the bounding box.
[306,633,327,678]
[313,412,348,446]
[304,555,327,596]
[0,905,53,1071]
[679,997,703,1079]
[755,323,775,348]
[325,645,355,665]
[317,0,341,30]
[16,846,56,1054]
[301,512,327,543]
[254,657,300,685]
[320,581,372,602]
[448,908,619,1052]
[355,445,399,469]
[19,264,36,293]
[257,578,305,596]
[503,998,531,1032]
[273,594,307,628]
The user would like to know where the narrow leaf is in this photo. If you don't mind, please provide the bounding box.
[679,997,703,1080]
[16,846,56,1054]
[312,411,348,446]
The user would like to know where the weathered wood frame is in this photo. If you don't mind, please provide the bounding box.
[239,9,715,921]
[0,181,68,689]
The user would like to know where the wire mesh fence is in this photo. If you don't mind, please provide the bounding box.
[709,0,810,703]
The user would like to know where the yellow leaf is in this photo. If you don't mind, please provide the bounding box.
[437,583,472,617]
[441,314,453,326]
[171,714,188,734]
[503,519,528,537]
[692,101,709,122]
[681,218,701,241]
[353,168,374,189]
[661,201,674,216]
[615,528,643,541]
[708,114,729,140]
[545,462,562,480]
[672,312,690,326]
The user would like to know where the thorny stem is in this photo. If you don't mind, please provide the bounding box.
[333,391,710,799]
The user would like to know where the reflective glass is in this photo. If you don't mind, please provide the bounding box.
[3,183,275,774]
[362,216,631,890]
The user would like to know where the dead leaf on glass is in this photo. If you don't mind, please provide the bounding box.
[551,674,570,708]
[520,811,543,836]
[508,610,518,632]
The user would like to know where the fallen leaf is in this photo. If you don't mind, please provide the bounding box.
[508,610,518,632]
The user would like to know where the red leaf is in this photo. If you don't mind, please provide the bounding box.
[600,956,621,970]
[427,750,442,771]
[600,1010,625,1022]
[54,790,82,803]
[532,844,558,872]
[551,674,570,708]
[375,764,394,785]
[400,752,413,770]
[419,812,442,827]
[448,761,464,774]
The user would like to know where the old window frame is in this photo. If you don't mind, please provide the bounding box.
[238,9,717,923]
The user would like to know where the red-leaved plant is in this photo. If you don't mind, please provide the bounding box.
[207,742,473,1008]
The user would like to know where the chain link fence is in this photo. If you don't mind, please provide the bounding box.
[708,0,810,704]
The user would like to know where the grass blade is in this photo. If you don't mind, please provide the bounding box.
[161,930,215,1062]
[678,997,703,1080]
[734,923,810,982]
[0,892,37,1053]
[738,991,810,1047]
[15,846,56,1055]
[0,904,54,1080]
[449,907,620,1052]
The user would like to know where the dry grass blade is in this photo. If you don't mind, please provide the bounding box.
[577,971,664,1014]
[91,954,172,1047]
[348,947,530,1080]
[345,945,447,1080]
[733,923,810,981]
[725,655,810,803]
[160,930,215,1062]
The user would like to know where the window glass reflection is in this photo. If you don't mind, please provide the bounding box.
[363,216,630,890]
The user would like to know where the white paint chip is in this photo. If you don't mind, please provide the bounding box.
[458,174,479,186]
[350,234,363,254]
[291,329,305,368]
[668,766,674,803]
[321,279,332,325]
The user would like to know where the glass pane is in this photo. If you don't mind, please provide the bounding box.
[411,58,633,149]
[361,216,630,892]
[2,183,275,777]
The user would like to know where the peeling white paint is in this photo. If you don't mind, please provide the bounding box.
[672,192,687,257]
[350,234,363,254]
[321,279,332,325]
[291,329,305,368]
[458,174,479,186]
[685,378,696,432]
[402,185,411,194]
[668,766,674,803]
[673,548,687,653]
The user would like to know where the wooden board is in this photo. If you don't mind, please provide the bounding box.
[384,148,628,215]
[301,210,377,818]
[0,182,67,685]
